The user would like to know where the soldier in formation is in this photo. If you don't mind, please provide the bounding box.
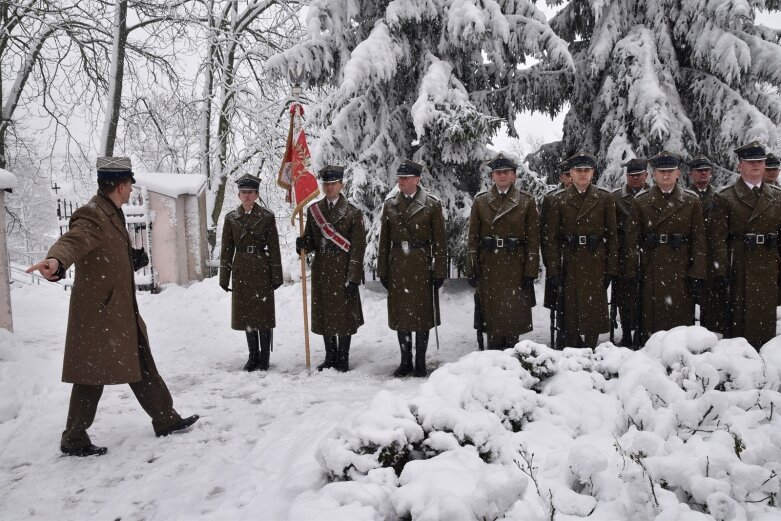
[541,160,572,312]
[377,159,447,377]
[296,165,366,371]
[765,153,780,186]
[710,142,781,348]
[219,174,283,371]
[624,152,707,344]
[467,154,540,350]
[611,158,649,346]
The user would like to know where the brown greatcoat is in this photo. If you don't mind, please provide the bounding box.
[377,188,447,331]
[542,184,619,337]
[611,183,649,332]
[625,185,708,339]
[692,184,724,331]
[219,203,283,331]
[541,184,564,309]
[47,194,153,385]
[303,194,366,336]
[710,179,781,348]
[466,184,540,337]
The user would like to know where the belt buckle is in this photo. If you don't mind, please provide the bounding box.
[659,234,668,244]
[247,245,255,254]
[756,234,765,245]
[578,236,587,246]
[495,237,504,248]
[400,240,410,251]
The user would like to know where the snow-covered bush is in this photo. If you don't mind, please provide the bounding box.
[299,327,781,520]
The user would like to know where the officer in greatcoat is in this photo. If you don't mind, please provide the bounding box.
[765,153,780,186]
[219,174,283,371]
[710,141,781,348]
[625,152,707,344]
[296,165,366,371]
[466,153,540,350]
[27,157,198,457]
[611,158,649,346]
[687,156,722,332]
[542,160,573,311]
[542,152,618,348]
[377,159,447,377]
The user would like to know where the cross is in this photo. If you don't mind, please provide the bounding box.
[51,182,61,195]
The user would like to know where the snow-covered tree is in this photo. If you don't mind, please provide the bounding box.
[534,0,781,188]
[268,0,573,270]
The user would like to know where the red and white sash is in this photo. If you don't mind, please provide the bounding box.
[310,202,351,252]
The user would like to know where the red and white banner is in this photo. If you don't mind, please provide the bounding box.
[277,102,319,223]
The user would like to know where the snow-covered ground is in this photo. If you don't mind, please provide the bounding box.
[1,279,780,520]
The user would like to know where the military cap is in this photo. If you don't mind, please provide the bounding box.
[566,152,597,169]
[96,156,135,183]
[687,156,713,170]
[558,159,571,174]
[236,173,261,190]
[623,158,648,175]
[396,159,424,177]
[649,151,682,170]
[765,153,780,169]
[735,141,766,161]
[319,165,345,183]
[487,153,518,171]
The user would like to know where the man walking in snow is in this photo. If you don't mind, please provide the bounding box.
[296,165,366,371]
[377,159,447,377]
[467,152,540,350]
[611,158,649,347]
[27,157,199,457]
[542,152,618,349]
[709,142,781,348]
[625,152,707,344]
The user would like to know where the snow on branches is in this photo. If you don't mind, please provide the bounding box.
[294,327,781,520]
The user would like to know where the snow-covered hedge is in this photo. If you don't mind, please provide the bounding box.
[293,327,781,521]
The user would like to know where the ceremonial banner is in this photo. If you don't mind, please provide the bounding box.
[277,103,319,223]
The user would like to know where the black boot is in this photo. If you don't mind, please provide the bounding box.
[619,330,633,347]
[258,329,271,370]
[413,331,429,377]
[244,331,260,371]
[393,331,414,377]
[318,336,338,371]
[337,335,351,372]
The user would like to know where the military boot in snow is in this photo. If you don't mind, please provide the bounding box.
[413,331,429,377]
[244,331,260,372]
[318,336,338,371]
[393,331,414,377]
[258,329,272,370]
[337,335,351,372]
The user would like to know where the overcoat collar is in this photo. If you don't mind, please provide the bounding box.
[488,184,520,223]
[234,202,263,218]
[95,193,131,246]
[566,184,599,220]
[318,193,348,224]
[648,184,685,227]
[393,188,426,220]
[735,180,773,223]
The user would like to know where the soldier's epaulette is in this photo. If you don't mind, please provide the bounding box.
[596,186,611,193]
[258,206,274,217]
[767,183,781,192]
[425,191,440,202]
[384,190,397,201]
[611,187,622,194]
[552,187,567,196]
[717,184,733,194]
[474,189,488,198]
[517,189,533,199]
[634,188,650,199]
[544,186,559,196]
[683,188,698,198]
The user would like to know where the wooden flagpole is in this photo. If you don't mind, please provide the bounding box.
[299,211,311,371]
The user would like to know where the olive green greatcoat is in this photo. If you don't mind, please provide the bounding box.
[303,194,366,336]
[709,180,781,348]
[541,184,564,309]
[692,185,724,331]
[47,194,154,385]
[542,184,619,337]
[611,183,649,332]
[377,188,447,331]
[625,185,708,339]
[219,203,283,331]
[466,184,540,337]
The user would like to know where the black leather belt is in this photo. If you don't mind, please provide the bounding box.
[643,233,688,249]
[563,235,603,249]
[481,236,525,252]
[729,232,778,248]
[242,245,267,254]
[391,240,430,249]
